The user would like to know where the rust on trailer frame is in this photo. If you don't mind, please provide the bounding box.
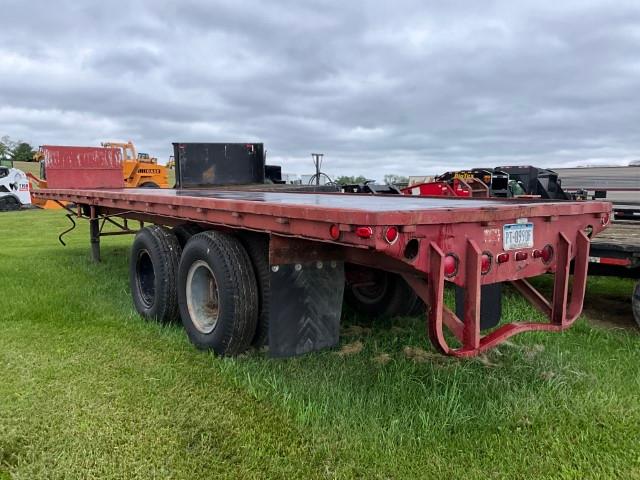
[34,186,612,357]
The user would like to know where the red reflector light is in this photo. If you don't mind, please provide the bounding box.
[384,226,399,244]
[497,252,510,263]
[481,253,492,274]
[541,244,553,263]
[329,224,340,240]
[515,251,528,261]
[355,226,373,239]
[444,253,458,277]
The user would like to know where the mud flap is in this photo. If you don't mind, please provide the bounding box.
[455,282,502,330]
[268,261,344,357]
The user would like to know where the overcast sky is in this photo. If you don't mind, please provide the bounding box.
[1,0,640,179]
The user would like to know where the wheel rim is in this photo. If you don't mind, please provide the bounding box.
[136,249,155,307]
[186,260,220,334]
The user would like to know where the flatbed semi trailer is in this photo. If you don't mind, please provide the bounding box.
[34,185,612,358]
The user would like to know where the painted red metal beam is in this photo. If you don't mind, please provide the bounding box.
[34,188,611,228]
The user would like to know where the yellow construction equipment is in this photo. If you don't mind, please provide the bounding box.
[101,141,170,188]
[26,171,62,209]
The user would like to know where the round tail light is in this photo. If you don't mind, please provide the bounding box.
[541,244,553,263]
[384,226,399,244]
[444,253,459,278]
[329,224,340,240]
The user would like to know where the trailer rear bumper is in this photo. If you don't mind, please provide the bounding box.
[403,230,590,357]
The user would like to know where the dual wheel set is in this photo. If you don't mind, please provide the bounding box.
[130,224,269,356]
[129,224,426,356]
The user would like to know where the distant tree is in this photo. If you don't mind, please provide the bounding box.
[334,175,369,185]
[0,135,16,161]
[383,174,409,185]
[10,142,35,163]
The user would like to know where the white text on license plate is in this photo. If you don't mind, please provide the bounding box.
[503,223,533,250]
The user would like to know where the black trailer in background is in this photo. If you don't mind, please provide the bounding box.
[549,166,640,325]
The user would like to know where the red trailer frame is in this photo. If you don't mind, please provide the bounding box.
[35,187,611,357]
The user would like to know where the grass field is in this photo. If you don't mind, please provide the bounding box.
[1,209,639,479]
[11,161,39,177]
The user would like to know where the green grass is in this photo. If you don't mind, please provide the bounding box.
[1,210,639,479]
[12,161,40,177]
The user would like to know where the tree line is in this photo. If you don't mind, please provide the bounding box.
[0,136,35,163]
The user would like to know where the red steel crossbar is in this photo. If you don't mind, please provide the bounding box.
[404,230,590,357]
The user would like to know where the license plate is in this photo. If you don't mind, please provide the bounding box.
[503,223,533,250]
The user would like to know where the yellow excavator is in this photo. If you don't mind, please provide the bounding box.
[101,141,170,188]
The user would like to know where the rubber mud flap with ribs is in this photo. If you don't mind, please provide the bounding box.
[268,261,344,357]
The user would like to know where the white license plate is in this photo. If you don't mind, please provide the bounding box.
[503,223,534,250]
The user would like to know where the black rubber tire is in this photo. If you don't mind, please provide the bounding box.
[0,195,21,212]
[407,290,426,317]
[178,231,258,355]
[238,233,271,346]
[633,280,640,328]
[140,182,160,188]
[344,265,422,319]
[130,225,182,323]
[172,223,202,249]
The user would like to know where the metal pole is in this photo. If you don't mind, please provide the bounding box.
[89,206,100,263]
[311,153,323,186]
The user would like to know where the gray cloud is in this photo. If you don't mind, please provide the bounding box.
[1,0,640,179]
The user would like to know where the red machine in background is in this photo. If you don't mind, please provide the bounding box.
[401,169,507,198]
[401,167,555,199]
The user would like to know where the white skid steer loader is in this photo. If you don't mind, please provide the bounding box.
[0,165,32,211]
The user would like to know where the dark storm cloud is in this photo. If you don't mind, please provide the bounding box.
[1,0,640,178]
